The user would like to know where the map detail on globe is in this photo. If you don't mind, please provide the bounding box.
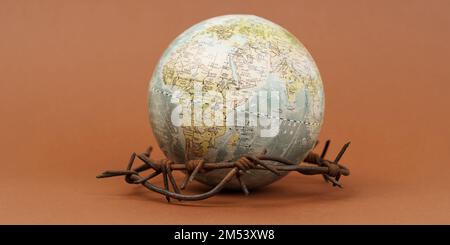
[149,15,324,189]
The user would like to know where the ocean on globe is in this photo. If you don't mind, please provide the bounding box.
[148,15,324,190]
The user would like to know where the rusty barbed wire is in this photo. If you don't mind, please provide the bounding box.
[97,140,350,202]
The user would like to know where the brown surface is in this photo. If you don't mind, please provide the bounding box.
[1,0,450,224]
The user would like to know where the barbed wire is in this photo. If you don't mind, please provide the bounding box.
[97,140,350,202]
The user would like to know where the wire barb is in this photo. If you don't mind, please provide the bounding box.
[303,140,351,188]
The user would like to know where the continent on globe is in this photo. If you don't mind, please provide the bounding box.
[148,15,324,190]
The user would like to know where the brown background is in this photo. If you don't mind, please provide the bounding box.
[1,0,450,224]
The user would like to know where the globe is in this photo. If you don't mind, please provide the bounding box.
[148,15,324,190]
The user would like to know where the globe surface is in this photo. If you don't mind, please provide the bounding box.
[148,15,324,190]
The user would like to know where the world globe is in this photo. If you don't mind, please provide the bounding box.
[148,15,324,190]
